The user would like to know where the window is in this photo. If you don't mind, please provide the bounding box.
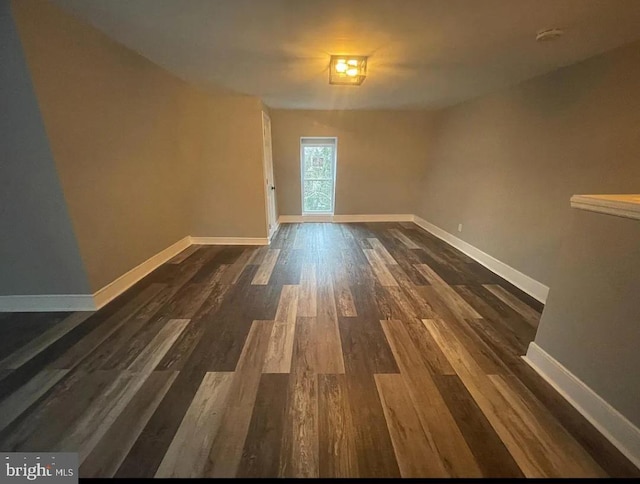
[300,137,337,214]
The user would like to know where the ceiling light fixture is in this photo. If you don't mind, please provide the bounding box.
[329,55,367,86]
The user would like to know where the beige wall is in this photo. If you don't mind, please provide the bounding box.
[191,95,267,238]
[534,209,640,428]
[13,0,266,292]
[271,110,435,216]
[416,40,640,286]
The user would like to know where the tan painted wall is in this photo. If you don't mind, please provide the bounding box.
[534,209,640,428]
[13,0,266,292]
[270,110,435,216]
[416,40,640,286]
[190,95,267,238]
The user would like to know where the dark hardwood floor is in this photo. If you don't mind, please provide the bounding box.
[0,222,637,477]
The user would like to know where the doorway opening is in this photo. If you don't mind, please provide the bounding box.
[300,137,337,215]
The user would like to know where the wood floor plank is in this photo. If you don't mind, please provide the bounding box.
[297,263,317,317]
[489,374,607,477]
[263,323,297,374]
[367,238,398,265]
[263,285,299,373]
[345,374,401,477]
[48,284,166,370]
[339,317,399,375]
[433,374,524,478]
[414,264,481,319]
[380,319,482,477]
[318,374,358,478]
[0,312,92,370]
[332,263,357,317]
[56,319,190,461]
[483,284,541,327]
[402,319,456,376]
[279,371,319,477]
[154,285,231,371]
[274,284,299,324]
[0,369,69,432]
[316,271,346,374]
[114,367,207,477]
[81,371,178,477]
[389,228,420,249]
[220,247,257,285]
[363,249,398,287]
[203,320,274,477]
[0,222,631,478]
[155,372,234,477]
[417,288,507,375]
[375,373,448,477]
[0,369,120,453]
[423,317,605,478]
[238,373,289,477]
[167,245,199,264]
[252,249,280,285]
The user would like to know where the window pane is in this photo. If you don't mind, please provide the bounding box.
[303,180,333,212]
[303,146,333,180]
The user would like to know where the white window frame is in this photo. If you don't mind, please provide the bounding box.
[300,137,338,215]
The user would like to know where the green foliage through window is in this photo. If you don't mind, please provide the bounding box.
[302,145,334,213]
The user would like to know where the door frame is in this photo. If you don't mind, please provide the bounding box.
[299,136,338,216]
[261,111,278,240]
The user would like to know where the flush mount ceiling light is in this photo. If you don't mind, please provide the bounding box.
[329,55,367,86]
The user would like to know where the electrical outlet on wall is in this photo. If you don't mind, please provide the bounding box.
[458,223,463,233]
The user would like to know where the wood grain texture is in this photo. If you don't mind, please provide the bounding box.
[433,373,524,478]
[375,373,448,477]
[203,320,274,477]
[0,222,633,478]
[414,264,482,319]
[263,285,299,373]
[238,373,289,477]
[483,284,541,327]
[0,369,69,432]
[252,249,280,285]
[155,372,233,477]
[389,228,420,249]
[363,249,398,287]
[368,238,398,265]
[0,312,92,370]
[81,371,178,477]
[423,317,606,477]
[381,319,482,477]
[318,374,358,478]
[297,263,317,317]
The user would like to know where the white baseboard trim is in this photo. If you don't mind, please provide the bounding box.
[278,215,304,223]
[333,214,414,223]
[524,342,640,469]
[1,234,271,313]
[412,215,549,303]
[279,213,414,223]
[190,236,269,245]
[93,236,192,310]
[0,294,96,312]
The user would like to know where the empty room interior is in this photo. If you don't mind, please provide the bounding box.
[2,0,640,479]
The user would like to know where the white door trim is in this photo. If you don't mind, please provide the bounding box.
[262,111,278,239]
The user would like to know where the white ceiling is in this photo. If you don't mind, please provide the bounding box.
[52,0,640,110]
